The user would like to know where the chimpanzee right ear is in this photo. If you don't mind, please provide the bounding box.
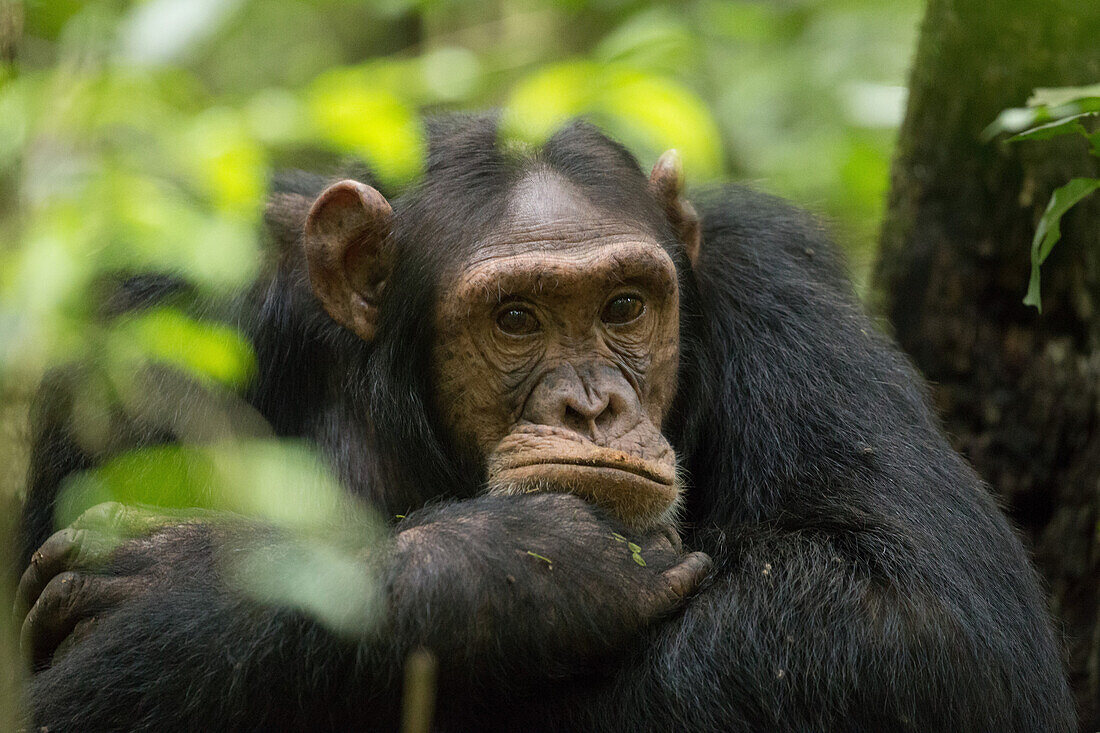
[649,150,701,267]
[304,180,394,342]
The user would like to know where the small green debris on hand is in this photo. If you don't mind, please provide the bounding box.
[526,550,553,569]
[611,532,647,566]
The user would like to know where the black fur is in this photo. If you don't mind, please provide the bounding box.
[20,115,1075,731]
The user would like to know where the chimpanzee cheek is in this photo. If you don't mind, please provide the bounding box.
[432,326,516,457]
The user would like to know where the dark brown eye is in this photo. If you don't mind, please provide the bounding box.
[601,294,645,325]
[496,306,539,335]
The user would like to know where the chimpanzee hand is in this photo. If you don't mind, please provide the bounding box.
[18,493,710,691]
[14,502,232,670]
[389,492,712,681]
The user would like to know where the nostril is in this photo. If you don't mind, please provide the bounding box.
[594,392,623,429]
[593,405,615,433]
[562,404,589,435]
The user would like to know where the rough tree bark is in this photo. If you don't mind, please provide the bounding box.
[875,0,1100,727]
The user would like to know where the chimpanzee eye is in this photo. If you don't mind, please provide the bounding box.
[496,306,540,335]
[601,294,645,325]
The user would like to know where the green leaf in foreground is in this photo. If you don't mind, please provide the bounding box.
[982,96,1100,141]
[1024,178,1100,312]
[108,307,257,389]
[1008,114,1095,143]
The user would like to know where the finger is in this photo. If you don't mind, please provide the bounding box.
[661,551,713,604]
[657,523,683,554]
[639,529,677,560]
[52,616,100,661]
[15,528,81,622]
[21,572,134,670]
[72,501,183,537]
[15,527,118,623]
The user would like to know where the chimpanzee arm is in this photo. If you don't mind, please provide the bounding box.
[490,517,1074,733]
[22,493,710,732]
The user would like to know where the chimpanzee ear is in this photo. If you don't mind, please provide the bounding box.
[304,180,394,342]
[649,150,701,267]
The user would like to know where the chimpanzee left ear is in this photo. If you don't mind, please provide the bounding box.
[649,150,701,267]
[304,180,394,342]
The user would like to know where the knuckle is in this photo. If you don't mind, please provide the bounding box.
[78,501,123,530]
[687,551,714,576]
[47,572,84,613]
[644,529,675,552]
[665,569,689,599]
[42,528,75,559]
[70,528,98,566]
[658,579,684,608]
[660,524,683,552]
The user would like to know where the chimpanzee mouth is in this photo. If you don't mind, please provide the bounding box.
[510,457,675,486]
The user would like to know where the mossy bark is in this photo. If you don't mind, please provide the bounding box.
[875,0,1100,726]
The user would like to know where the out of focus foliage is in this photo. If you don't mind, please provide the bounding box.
[986,85,1100,312]
[0,0,922,702]
[1,0,922,381]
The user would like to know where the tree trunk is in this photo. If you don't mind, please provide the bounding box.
[875,0,1100,727]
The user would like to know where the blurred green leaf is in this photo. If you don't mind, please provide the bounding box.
[179,107,268,218]
[55,439,386,637]
[501,61,597,146]
[699,0,782,43]
[230,533,384,637]
[107,307,257,390]
[599,69,723,179]
[594,8,698,74]
[1023,177,1100,312]
[307,67,426,186]
[503,61,723,180]
[244,88,310,146]
[420,46,482,102]
[56,440,362,531]
[24,0,87,39]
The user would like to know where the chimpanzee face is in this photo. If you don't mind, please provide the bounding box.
[432,170,683,527]
[303,151,699,529]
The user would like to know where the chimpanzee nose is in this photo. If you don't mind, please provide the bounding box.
[522,362,639,441]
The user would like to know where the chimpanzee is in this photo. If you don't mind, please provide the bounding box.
[16,115,1074,731]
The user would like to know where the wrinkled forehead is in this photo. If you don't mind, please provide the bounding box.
[461,168,664,263]
[438,170,676,306]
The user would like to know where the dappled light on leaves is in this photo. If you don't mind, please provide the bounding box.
[502,61,723,181]
[308,69,426,188]
[106,308,257,391]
